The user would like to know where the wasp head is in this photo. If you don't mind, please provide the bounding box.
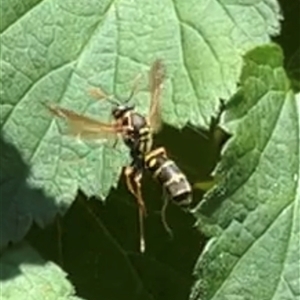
[112,104,134,120]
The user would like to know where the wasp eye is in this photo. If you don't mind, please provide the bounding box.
[112,108,121,119]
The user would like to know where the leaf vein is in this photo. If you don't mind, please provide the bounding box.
[169,0,205,121]
[2,61,76,131]
[0,0,44,36]
[214,201,294,299]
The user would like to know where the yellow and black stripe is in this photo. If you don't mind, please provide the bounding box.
[144,147,192,206]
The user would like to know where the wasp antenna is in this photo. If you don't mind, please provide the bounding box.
[107,98,122,106]
[88,87,110,100]
[126,73,142,103]
[89,87,122,106]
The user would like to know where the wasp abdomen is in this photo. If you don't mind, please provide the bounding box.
[145,147,192,207]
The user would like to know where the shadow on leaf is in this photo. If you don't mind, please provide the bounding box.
[0,133,64,279]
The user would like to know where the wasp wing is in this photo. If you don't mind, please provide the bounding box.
[45,103,121,140]
[148,60,165,133]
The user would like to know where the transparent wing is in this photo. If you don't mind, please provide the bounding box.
[45,103,121,140]
[148,60,165,133]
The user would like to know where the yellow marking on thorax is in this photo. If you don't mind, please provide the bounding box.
[123,111,133,130]
[138,137,153,154]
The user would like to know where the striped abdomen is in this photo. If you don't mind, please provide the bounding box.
[144,147,192,206]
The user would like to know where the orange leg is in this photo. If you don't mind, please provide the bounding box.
[124,166,147,252]
[124,166,146,216]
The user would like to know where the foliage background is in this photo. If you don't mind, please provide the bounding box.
[0,0,299,299]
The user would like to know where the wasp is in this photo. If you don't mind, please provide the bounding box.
[45,60,192,252]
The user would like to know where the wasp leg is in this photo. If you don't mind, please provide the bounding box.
[134,172,146,253]
[124,166,147,252]
[124,166,146,215]
[160,189,173,240]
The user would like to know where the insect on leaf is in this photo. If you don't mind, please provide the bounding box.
[0,0,282,218]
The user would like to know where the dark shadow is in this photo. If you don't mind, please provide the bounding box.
[28,185,204,300]
[273,0,300,63]
[273,0,300,91]
[0,133,64,280]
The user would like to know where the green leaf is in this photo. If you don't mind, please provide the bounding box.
[0,0,282,207]
[0,242,83,300]
[191,44,300,300]
[0,0,42,33]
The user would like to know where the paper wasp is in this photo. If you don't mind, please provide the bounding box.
[45,60,192,252]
